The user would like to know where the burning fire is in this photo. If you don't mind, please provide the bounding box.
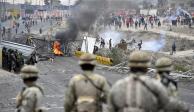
[53,41,63,56]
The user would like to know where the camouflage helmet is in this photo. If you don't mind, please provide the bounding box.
[155,57,173,72]
[20,65,39,79]
[79,53,96,65]
[128,51,150,68]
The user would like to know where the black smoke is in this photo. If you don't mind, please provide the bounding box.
[72,0,107,31]
[55,0,107,42]
[55,19,78,43]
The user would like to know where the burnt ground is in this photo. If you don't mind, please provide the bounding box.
[0,57,194,112]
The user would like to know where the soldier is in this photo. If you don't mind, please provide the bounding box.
[155,57,177,96]
[16,65,44,112]
[64,54,110,112]
[18,53,25,72]
[26,52,37,65]
[7,49,16,72]
[10,49,17,72]
[4,48,9,70]
[2,47,7,69]
[108,51,170,112]
[14,50,20,73]
[7,49,12,72]
[155,57,189,112]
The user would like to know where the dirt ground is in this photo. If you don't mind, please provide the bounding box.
[124,31,194,52]
[170,25,194,37]
[0,57,194,112]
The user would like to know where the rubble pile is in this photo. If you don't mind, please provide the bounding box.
[96,62,130,74]
[96,49,194,80]
[68,41,82,55]
[96,48,129,65]
[95,48,111,57]
[170,71,194,81]
[148,52,194,81]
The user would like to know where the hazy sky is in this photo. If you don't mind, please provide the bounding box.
[6,0,77,5]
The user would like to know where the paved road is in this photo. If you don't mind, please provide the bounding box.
[0,57,194,112]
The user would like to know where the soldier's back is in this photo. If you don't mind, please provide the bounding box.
[20,86,43,112]
[71,74,107,97]
[109,74,168,112]
[65,74,109,112]
[23,86,43,98]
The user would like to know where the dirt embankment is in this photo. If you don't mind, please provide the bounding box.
[96,31,194,72]
[127,31,194,52]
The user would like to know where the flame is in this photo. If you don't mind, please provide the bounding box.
[53,41,63,55]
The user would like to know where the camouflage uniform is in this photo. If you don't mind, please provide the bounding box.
[155,57,189,112]
[108,51,170,112]
[16,65,44,112]
[64,54,110,112]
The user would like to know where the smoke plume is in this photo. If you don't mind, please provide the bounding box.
[99,30,125,48]
[55,0,107,42]
[72,0,107,31]
[55,19,79,43]
[142,31,166,52]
